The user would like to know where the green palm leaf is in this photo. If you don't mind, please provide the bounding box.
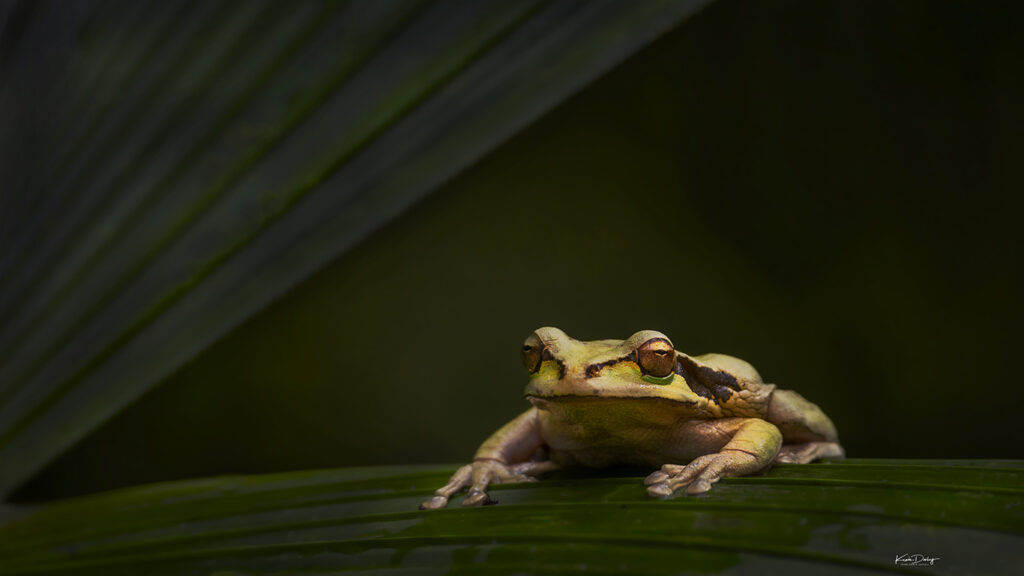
[0,0,712,498]
[1,460,1021,574]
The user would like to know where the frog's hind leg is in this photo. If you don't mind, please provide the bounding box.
[776,441,844,463]
[766,388,845,463]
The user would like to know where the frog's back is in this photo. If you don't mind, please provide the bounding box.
[690,353,763,385]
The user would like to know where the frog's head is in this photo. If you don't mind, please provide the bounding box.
[521,327,700,407]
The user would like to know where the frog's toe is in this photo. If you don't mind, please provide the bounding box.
[685,477,716,495]
[462,488,497,507]
[645,471,669,486]
[419,495,449,510]
[671,456,725,491]
[419,464,473,511]
[645,464,686,485]
[646,482,674,498]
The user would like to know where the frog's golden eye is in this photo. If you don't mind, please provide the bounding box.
[637,338,675,378]
[521,333,545,373]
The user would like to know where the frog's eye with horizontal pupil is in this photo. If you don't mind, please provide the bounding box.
[521,333,545,373]
[637,338,675,378]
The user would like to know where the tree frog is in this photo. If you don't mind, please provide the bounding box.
[421,327,843,509]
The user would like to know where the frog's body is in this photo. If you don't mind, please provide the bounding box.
[421,327,843,509]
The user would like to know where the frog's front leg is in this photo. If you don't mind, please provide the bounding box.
[420,407,556,509]
[645,418,781,497]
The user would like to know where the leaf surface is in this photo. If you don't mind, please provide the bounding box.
[1,459,1021,575]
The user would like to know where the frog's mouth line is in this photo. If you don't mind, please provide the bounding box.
[525,395,698,408]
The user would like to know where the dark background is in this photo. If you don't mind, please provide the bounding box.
[15,0,1024,501]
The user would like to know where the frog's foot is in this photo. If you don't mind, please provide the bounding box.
[644,450,763,497]
[419,459,556,510]
[776,441,845,464]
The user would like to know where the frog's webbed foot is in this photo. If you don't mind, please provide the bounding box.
[645,449,763,497]
[776,441,844,464]
[419,459,558,510]
[644,418,781,497]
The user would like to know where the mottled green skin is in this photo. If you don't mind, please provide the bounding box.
[421,327,843,509]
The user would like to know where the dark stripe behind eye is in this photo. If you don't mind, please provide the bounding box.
[585,350,638,378]
[676,356,739,404]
